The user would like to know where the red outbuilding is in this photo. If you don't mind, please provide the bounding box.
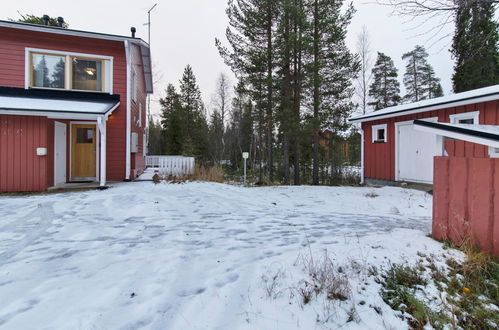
[349,85,499,185]
[350,86,499,255]
[0,19,153,192]
[413,120,499,255]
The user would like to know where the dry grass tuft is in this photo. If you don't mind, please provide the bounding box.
[188,165,224,183]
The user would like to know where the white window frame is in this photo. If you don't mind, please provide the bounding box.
[131,68,137,102]
[138,103,142,127]
[25,47,114,94]
[449,111,479,124]
[489,147,499,158]
[372,124,388,143]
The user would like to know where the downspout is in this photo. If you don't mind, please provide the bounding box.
[124,40,132,180]
[360,125,365,185]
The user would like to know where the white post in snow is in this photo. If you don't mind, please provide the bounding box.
[360,127,365,185]
[242,152,249,185]
[98,116,107,187]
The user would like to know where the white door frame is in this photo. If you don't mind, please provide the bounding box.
[54,121,67,186]
[69,121,99,182]
[395,117,439,183]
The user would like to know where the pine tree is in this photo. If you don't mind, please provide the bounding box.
[160,84,184,155]
[452,1,499,93]
[217,0,278,183]
[422,64,444,99]
[306,0,359,185]
[178,65,209,161]
[402,45,427,102]
[208,110,224,164]
[368,52,401,110]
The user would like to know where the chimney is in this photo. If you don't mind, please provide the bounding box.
[131,27,136,38]
[57,17,64,27]
[42,15,50,26]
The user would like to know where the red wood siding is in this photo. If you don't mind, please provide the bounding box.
[362,100,499,181]
[0,27,130,184]
[130,44,147,179]
[433,156,499,255]
[0,115,48,191]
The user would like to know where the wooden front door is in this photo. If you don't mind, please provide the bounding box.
[71,124,97,180]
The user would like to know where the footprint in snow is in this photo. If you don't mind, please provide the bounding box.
[214,273,239,288]
[176,287,206,297]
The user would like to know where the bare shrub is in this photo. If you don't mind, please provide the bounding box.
[188,165,224,183]
[261,265,286,299]
[297,249,352,305]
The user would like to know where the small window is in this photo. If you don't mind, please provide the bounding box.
[76,128,94,143]
[138,103,142,128]
[450,111,479,125]
[489,147,499,158]
[131,69,137,102]
[72,57,103,91]
[31,53,66,89]
[372,124,387,143]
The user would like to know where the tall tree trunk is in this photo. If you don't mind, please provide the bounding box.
[283,136,290,184]
[266,0,274,182]
[312,0,320,186]
[292,0,303,186]
[282,0,292,185]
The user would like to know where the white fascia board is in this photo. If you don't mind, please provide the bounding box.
[350,93,499,124]
[0,21,150,48]
[414,124,499,149]
[0,109,100,120]
[125,40,132,180]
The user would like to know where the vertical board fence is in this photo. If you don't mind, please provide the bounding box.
[433,156,499,255]
[145,156,195,177]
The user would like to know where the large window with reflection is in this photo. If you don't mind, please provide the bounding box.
[31,53,66,89]
[28,50,110,93]
[72,58,103,91]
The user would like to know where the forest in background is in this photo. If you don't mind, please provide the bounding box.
[149,0,498,185]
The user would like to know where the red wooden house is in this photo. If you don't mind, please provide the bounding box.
[349,85,499,185]
[0,19,153,192]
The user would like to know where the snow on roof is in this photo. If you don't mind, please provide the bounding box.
[349,84,499,123]
[413,120,499,148]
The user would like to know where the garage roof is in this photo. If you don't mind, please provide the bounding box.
[349,84,499,124]
[413,120,499,149]
[0,87,120,120]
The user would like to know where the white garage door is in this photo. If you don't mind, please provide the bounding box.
[397,120,439,183]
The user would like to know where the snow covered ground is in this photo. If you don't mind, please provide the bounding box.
[0,182,446,329]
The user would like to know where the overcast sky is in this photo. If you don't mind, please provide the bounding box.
[4,0,456,117]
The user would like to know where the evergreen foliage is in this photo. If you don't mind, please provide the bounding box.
[11,14,69,28]
[160,66,209,161]
[368,52,401,111]
[402,45,443,102]
[452,1,499,92]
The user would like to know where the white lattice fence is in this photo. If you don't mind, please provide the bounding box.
[146,156,195,177]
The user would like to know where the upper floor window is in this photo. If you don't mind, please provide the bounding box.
[27,48,113,93]
[32,53,66,89]
[72,58,103,91]
[450,111,479,125]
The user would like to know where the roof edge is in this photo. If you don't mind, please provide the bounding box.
[0,20,150,49]
[349,86,499,124]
